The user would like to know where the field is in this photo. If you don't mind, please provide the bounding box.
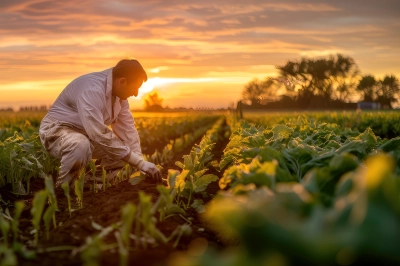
[1,111,400,266]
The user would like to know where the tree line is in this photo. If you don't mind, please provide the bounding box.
[242,54,400,109]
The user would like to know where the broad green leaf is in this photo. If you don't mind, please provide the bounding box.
[194,174,218,192]
[183,155,193,170]
[167,169,180,189]
[191,199,205,213]
[194,169,207,180]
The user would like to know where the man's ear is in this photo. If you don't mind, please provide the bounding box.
[119,77,128,86]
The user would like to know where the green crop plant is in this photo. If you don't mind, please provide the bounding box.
[0,202,35,264]
[75,223,115,266]
[42,204,56,240]
[120,203,136,250]
[172,118,225,210]
[0,214,18,266]
[200,153,400,265]
[153,184,185,222]
[0,131,59,194]
[114,231,128,266]
[89,160,98,193]
[74,168,85,208]
[101,167,107,191]
[44,176,58,228]
[11,201,24,245]
[0,213,10,247]
[30,190,49,247]
[61,182,72,217]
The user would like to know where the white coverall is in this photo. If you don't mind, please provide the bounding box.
[39,68,142,186]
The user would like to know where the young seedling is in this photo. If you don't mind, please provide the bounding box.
[0,214,10,247]
[44,176,58,228]
[120,203,136,249]
[74,168,85,208]
[89,160,97,193]
[102,167,107,191]
[115,231,128,266]
[43,204,56,240]
[31,190,49,246]
[11,201,24,245]
[61,182,72,217]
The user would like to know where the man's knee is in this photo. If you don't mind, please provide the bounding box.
[63,135,93,165]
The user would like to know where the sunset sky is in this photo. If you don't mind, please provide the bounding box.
[0,0,399,110]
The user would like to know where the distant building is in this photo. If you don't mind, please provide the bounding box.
[357,102,381,110]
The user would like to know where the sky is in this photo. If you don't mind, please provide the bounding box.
[0,0,399,110]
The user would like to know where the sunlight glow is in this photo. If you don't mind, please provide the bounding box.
[138,77,226,97]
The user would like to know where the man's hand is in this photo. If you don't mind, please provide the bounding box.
[140,161,162,183]
[125,152,162,183]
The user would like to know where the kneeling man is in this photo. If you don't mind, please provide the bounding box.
[39,58,161,187]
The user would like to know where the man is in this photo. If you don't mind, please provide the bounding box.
[39,58,161,187]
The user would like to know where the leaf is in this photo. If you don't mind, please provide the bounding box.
[191,199,205,213]
[31,190,48,229]
[378,137,400,152]
[43,204,56,239]
[271,124,293,140]
[176,170,190,192]
[210,160,220,171]
[194,174,218,192]
[165,204,186,216]
[129,172,145,185]
[45,176,57,208]
[183,155,194,170]
[167,169,180,189]
[175,161,184,169]
[194,169,207,180]
[120,203,136,246]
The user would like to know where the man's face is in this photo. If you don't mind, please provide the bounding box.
[113,77,143,100]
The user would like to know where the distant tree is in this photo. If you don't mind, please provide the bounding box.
[144,92,164,111]
[376,75,400,108]
[356,75,377,102]
[277,54,359,108]
[242,78,277,105]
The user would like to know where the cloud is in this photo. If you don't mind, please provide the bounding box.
[0,0,399,108]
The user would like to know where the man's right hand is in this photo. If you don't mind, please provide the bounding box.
[125,152,162,183]
[140,161,162,183]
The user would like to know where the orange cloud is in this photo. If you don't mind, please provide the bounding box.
[0,0,399,110]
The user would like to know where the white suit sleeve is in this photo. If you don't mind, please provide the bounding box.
[111,100,142,157]
[77,89,130,160]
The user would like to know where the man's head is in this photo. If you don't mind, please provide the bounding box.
[112,58,148,100]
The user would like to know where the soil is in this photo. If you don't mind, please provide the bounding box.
[8,123,231,266]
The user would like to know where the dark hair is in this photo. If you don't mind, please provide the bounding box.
[112,58,148,83]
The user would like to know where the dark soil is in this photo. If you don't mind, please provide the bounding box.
[11,122,231,266]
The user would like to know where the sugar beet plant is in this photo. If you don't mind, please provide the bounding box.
[246,111,400,139]
[173,117,226,210]
[144,121,215,166]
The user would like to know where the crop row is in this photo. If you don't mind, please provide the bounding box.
[0,115,219,194]
[246,111,400,139]
[183,117,400,265]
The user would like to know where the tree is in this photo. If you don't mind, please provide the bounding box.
[376,75,399,108]
[356,75,377,102]
[144,92,164,111]
[242,78,277,105]
[277,54,359,108]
